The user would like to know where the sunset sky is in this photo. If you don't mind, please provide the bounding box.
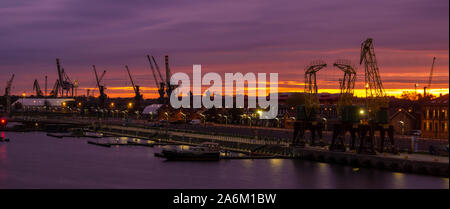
[1,0,448,98]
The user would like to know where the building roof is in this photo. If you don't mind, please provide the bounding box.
[390,108,417,121]
[426,94,449,106]
[142,104,163,114]
[12,98,75,107]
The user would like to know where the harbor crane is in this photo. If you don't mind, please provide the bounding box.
[56,58,75,97]
[4,74,14,114]
[359,38,395,154]
[334,60,356,112]
[33,79,44,97]
[293,60,327,147]
[165,55,178,99]
[48,79,60,98]
[330,60,358,151]
[147,55,165,103]
[423,57,436,97]
[93,65,107,108]
[304,60,327,114]
[125,65,143,111]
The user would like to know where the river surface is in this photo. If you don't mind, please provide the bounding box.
[0,131,448,189]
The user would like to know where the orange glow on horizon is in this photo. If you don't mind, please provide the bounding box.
[86,87,448,99]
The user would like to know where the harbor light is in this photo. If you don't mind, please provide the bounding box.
[359,109,365,115]
[62,102,67,107]
[110,102,115,108]
[128,102,133,108]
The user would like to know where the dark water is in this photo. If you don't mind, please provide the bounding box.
[0,132,448,189]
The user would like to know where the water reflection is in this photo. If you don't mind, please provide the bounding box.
[0,131,448,189]
[269,159,283,172]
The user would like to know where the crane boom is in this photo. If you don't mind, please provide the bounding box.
[4,74,14,96]
[427,57,436,89]
[33,79,44,97]
[125,65,136,93]
[56,59,64,90]
[98,70,106,84]
[93,65,101,89]
[151,56,164,83]
[147,55,160,89]
[4,74,14,114]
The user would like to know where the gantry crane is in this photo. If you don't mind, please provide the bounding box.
[125,65,143,111]
[359,38,395,154]
[147,55,165,103]
[56,58,75,97]
[330,60,358,151]
[424,57,436,97]
[93,65,107,108]
[33,79,44,97]
[4,74,14,114]
[292,60,327,147]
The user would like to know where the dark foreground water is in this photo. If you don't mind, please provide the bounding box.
[0,132,448,189]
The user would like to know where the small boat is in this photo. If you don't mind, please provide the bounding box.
[46,133,67,138]
[83,131,104,138]
[158,142,221,161]
[0,137,10,142]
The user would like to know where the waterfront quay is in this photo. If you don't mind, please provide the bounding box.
[7,114,449,177]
